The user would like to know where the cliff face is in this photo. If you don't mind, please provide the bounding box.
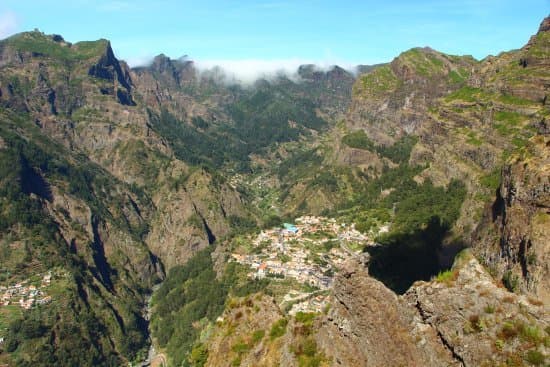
[317,255,456,367]
[318,252,549,367]
[0,31,248,273]
[469,17,550,303]
[473,135,549,303]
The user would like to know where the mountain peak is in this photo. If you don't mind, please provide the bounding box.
[537,15,550,33]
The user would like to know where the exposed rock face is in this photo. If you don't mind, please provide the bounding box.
[317,256,457,367]
[146,169,245,269]
[349,47,476,141]
[87,41,135,105]
[0,31,250,273]
[473,135,550,303]
[405,254,549,367]
[318,253,549,367]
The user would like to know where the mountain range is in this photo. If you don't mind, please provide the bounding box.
[0,16,548,367]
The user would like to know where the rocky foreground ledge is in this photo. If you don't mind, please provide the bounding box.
[318,251,549,367]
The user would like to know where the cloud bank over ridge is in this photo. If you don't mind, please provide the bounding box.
[128,56,358,84]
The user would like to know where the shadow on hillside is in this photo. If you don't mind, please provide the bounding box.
[365,216,465,294]
[20,156,53,202]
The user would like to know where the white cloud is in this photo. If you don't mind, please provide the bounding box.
[124,55,359,85]
[0,11,18,39]
[194,58,357,85]
[125,54,156,68]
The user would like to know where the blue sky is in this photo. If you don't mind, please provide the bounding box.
[0,1,548,73]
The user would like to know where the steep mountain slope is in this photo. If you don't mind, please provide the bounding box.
[0,108,162,366]
[0,30,356,365]
[470,17,550,304]
[0,31,254,271]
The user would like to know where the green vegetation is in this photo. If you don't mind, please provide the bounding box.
[448,69,467,84]
[400,48,446,77]
[147,73,331,173]
[502,270,520,293]
[341,130,375,150]
[0,110,163,366]
[149,78,329,172]
[445,86,487,103]
[151,249,227,366]
[376,135,418,163]
[151,249,269,367]
[278,148,324,182]
[2,31,108,63]
[480,168,501,191]
[498,93,535,106]
[434,269,457,285]
[525,350,545,365]
[227,328,266,365]
[458,128,483,146]
[269,318,288,340]
[228,215,258,234]
[342,131,418,163]
[330,160,467,293]
[148,108,249,170]
[227,83,327,151]
[188,343,208,367]
[251,329,266,343]
[291,313,326,367]
[356,65,400,96]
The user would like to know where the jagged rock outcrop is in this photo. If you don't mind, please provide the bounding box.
[318,252,549,367]
[468,17,550,303]
[86,41,135,105]
[405,253,549,367]
[317,255,458,367]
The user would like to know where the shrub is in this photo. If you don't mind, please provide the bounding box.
[502,271,519,292]
[498,321,519,340]
[189,343,208,367]
[269,318,288,340]
[435,269,456,285]
[468,314,485,332]
[251,329,265,344]
[525,350,545,366]
[231,341,250,354]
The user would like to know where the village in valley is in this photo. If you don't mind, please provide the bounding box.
[230,215,377,314]
[0,272,53,310]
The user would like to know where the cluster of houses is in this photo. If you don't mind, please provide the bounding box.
[0,272,53,310]
[230,216,371,313]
